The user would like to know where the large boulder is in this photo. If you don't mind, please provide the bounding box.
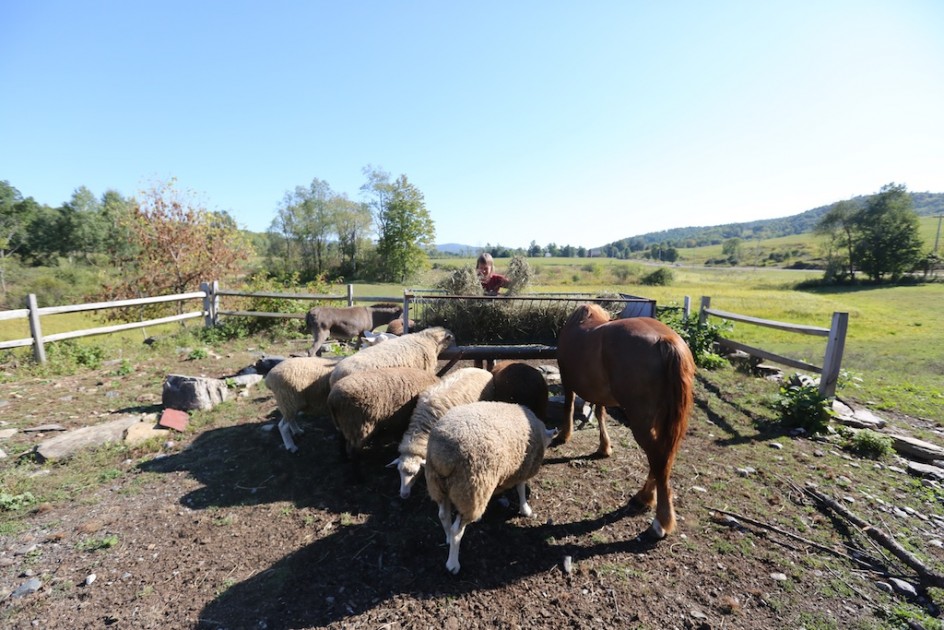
[162,375,229,411]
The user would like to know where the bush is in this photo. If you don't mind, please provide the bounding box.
[842,429,894,459]
[772,374,835,434]
[641,267,674,286]
[661,311,730,369]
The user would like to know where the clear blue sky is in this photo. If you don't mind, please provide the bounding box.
[2,1,943,250]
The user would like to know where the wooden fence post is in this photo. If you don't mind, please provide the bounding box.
[200,282,212,328]
[26,293,46,364]
[683,295,691,319]
[402,291,411,334]
[699,296,711,326]
[819,312,849,399]
[211,280,219,326]
[347,284,354,307]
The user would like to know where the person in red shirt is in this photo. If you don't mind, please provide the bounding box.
[476,252,510,296]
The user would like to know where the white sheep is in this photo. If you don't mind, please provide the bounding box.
[263,356,338,452]
[329,326,454,387]
[328,367,441,472]
[425,401,557,574]
[388,367,496,499]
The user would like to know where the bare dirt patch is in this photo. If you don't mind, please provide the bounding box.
[1,339,943,629]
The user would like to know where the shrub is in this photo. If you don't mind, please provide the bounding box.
[436,267,481,295]
[505,255,534,295]
[843,429,894,459]
[661,311,730,369]
[772,374,835,434]
[641,267,674,286]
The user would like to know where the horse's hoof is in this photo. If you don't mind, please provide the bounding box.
[626,496,653,516]
[595,446,613,458]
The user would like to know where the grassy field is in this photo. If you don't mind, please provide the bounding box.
[1,257,941,422]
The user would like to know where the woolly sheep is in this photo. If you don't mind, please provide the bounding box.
[388,367,496,499]
[305,304,403,356]
[490,361,549,421]
[264,356,338,452]
[329,326,455,386]
[425,401,557,574]
[328,367,441,471]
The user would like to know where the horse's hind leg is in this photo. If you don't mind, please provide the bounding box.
[555,388,576,445]
[595,405,612,457]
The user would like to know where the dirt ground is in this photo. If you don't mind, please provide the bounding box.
[1,339,943,629]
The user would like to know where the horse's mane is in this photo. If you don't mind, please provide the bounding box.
[566,303,611,328]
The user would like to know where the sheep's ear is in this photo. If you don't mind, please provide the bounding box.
[546,428,559,440]
[386,457,401,468]
[419,458,426,467]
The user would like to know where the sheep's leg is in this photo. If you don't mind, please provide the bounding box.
[516,482,533,518]
[445,514,469,575]
[595,405,612,457]
[437,499,453,545]
[277,418,299,453]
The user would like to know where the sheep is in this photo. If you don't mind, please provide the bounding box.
[388,367,496,498]
[425,401,557,574]
[263,356,338,452]
[329,326,455,387]
[327,367,441,473]
[305,304,403,356]
[490,361,549,421]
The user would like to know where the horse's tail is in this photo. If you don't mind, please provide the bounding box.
[657,333,695,469]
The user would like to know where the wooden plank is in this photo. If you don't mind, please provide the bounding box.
[35,291,206,316]
[717,338,821,373]
[0,338,34,350]
[42,312,204,342]
[217,311,305,319]
[0,308,30,322]
[705,308,830,336]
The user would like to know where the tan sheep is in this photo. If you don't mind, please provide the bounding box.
[425,401,557,574]
[328,367,441,473]
[329,326,454,387]
[388,367,496,498]
[264,356,338,452]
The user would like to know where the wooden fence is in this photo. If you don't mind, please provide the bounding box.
[698,296,848,398]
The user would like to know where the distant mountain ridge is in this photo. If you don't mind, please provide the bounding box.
[599,191,944,252]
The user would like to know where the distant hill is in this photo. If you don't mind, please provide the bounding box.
[435,243,479,256]
[598,191,944,253]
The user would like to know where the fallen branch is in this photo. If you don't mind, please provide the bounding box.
[710,507,881,572]
[803,486,944,589]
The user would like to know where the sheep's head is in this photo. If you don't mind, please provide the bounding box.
[423,327,456,351]
[542,427,559,448]
[387,456,426,499]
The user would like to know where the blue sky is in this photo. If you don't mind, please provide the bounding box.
[2,1,943,250]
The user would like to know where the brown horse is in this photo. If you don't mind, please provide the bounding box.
[556,303,695,539]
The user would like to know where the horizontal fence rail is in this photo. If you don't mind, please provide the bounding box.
[698,296,848,398]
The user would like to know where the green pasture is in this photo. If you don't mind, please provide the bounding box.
[1,258,941,422]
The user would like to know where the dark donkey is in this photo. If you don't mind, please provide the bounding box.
[305,304,403,356]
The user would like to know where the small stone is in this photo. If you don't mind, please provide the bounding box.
[736,467,756,477]
[84,574,96,586]
[889,577,917,597]
[691,486,708,493]
[10,577,42,598]
[875,581,894,594]
[770,572,788,582]
[0,428,18,439]
[769,442,784,450]
[562,555,574,575]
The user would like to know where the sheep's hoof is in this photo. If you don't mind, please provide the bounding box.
[446,561,460,575]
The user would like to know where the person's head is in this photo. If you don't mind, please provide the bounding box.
[476,253,494,279]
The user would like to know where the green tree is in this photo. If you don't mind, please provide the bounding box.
[0,181,31,297]
[815,199,859,281]
[59,186,109,262]
[270,178,338,280]
[374,174,435,282]
[333,196,373,278]
[854,183,923,281]
[722,237,742,261]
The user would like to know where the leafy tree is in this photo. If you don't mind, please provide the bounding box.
[815,199,859,281]
[333,197,373,278]
[59,186,109,262]
[854,183,923,281]
[528,240,543,257]
[270,178,338,280]
[721,237,742,261]
[102,178,250,314]
[374,174,435,282]
[0,181,30,296]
